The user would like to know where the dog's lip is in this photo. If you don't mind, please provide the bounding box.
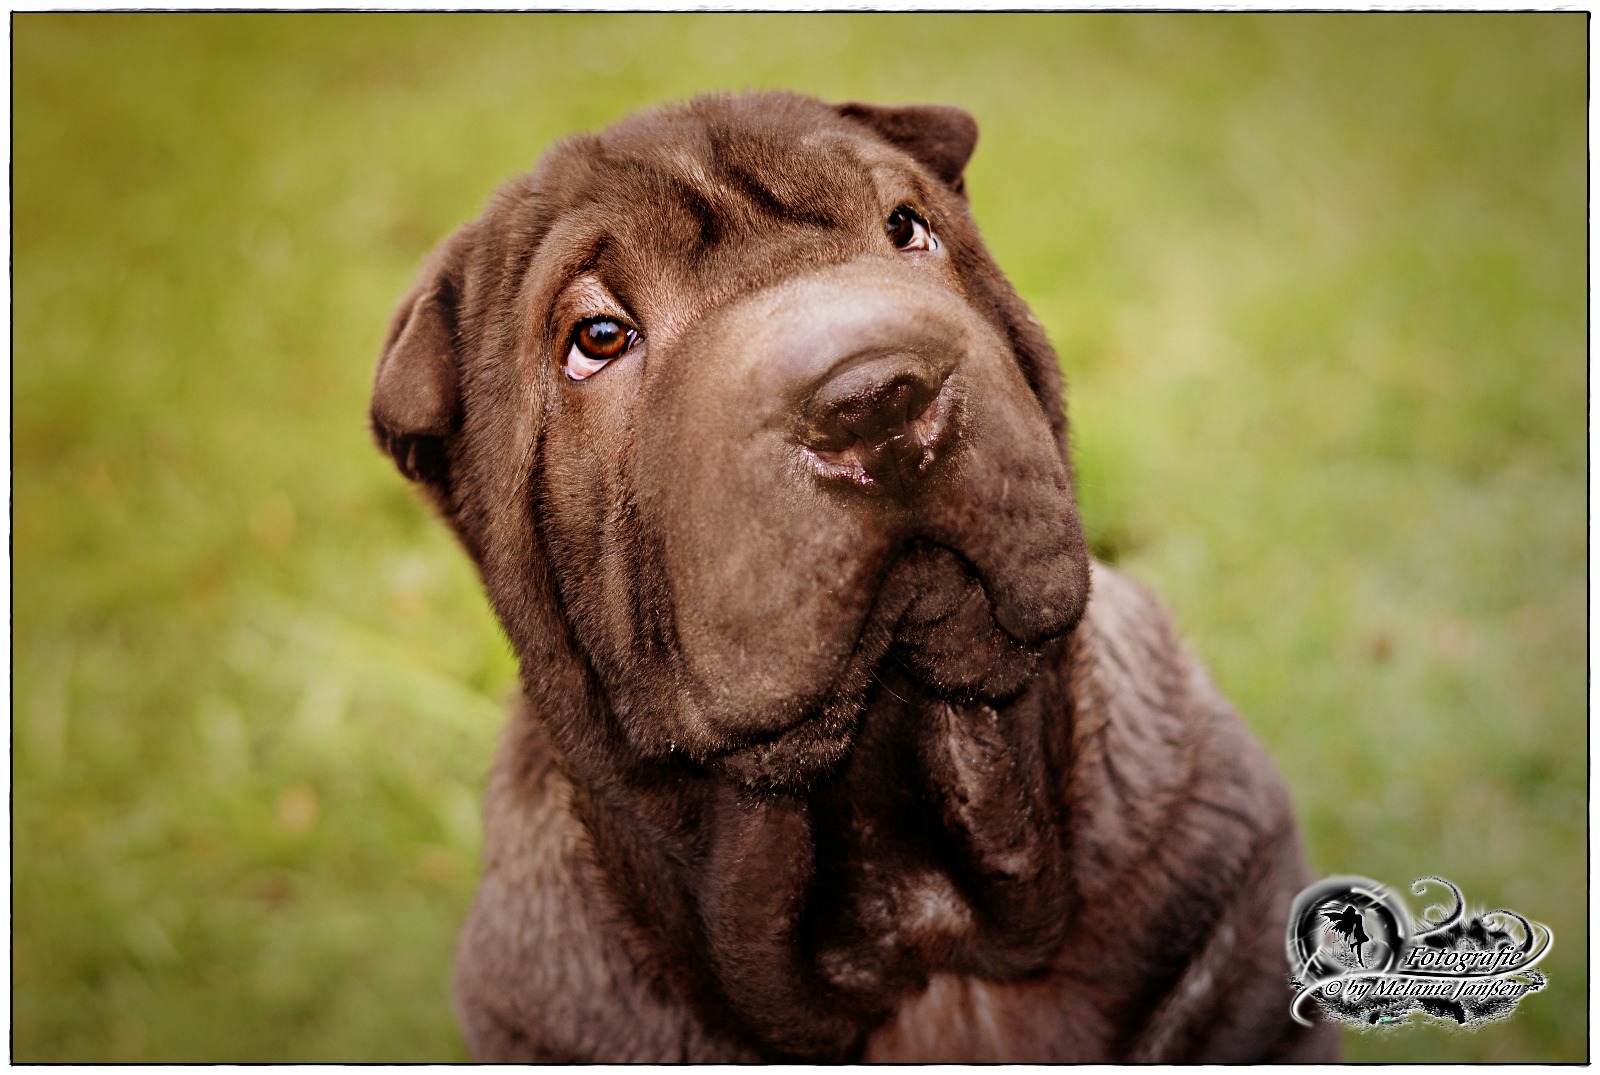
[698,540,1061,756]
[665,529,1073,784]
[895,537,1079,650]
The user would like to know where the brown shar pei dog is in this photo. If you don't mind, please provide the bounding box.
[370,92,1338,1062]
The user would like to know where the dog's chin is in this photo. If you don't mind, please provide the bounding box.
[708,552,1056,792]
[710,702,862,792]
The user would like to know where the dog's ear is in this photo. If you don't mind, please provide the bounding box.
[836,102,979,191]
[371,236,469,488]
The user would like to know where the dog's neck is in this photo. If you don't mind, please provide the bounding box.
[536,635,1084,1061]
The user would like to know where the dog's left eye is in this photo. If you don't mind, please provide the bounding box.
[886,206,939,253]
[566,317,640,381]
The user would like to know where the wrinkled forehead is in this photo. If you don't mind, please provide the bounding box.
[593,105,888,218]
[526,104,935,292]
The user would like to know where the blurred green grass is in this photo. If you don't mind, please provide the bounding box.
[12,13,1585,1062]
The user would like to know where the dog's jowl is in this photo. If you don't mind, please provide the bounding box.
[371,93,1337,1062]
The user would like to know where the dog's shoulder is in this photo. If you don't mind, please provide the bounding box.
[1072,559,1297,843]
[1062,562,1329,1059]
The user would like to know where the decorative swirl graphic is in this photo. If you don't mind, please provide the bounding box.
[1411,875,1464,936]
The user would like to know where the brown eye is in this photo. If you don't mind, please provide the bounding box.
[575,318,630,359]
[886,206,938,252]
[566,317,639,381]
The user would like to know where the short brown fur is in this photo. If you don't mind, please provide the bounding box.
[371,92,1336,1062]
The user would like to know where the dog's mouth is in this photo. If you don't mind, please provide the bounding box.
[707,541,1056,790]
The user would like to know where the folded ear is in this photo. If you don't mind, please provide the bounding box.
[371,238,468,487]
[836,101,979,192]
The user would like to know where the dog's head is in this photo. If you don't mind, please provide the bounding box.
[372,93,1090,788]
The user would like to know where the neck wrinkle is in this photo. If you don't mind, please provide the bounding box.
[538,633,1084,1061]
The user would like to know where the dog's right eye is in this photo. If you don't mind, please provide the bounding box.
[566,317,639,381]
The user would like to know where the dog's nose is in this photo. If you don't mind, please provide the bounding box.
[798,354,949,497]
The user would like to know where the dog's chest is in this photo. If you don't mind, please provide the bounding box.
[812,862,976,993]
[862,970,1112,1062]
[802,686,1069,996]
[810,859,1103,1062]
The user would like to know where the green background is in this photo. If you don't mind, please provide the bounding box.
[13,13,1586,1062]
